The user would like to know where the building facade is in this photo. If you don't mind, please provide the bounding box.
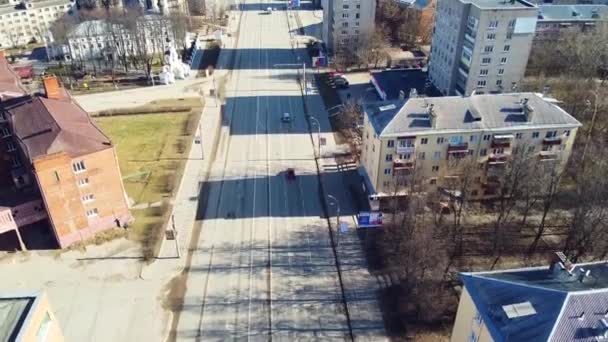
[452,253,608,342]
[429,0,539,96]
[0,55,132,249]
[0,290,64,342]
[0,0,75,48]
[321,0,376,53]
[63,15,174,62]
[360,93,581,201]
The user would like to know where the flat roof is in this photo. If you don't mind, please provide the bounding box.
[538,5,608,22]
[0,296,35,342]
[370,69,440,101]
[466,0,536,9]
[365,92,582,137]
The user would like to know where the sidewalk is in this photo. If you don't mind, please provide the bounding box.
[143,10,241,274]
[290,7,388,342]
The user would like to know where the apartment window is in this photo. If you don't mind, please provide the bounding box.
[432,165,440,172]
[78,178,89,187]
[493,147,505,155]
[433,151,442,160]
[506,32,513,40]
[468,149,475,156]
[503,45,510,52]
[528,145,536,153]
[480,148,487,156]
[496,80,503,86]
[436,137,445,144]
[488,20,498,29]
[508,19,516,28]
[384,168,391,175]
[477,80,487,87]
[484,45,494,53]
[486,33,496,40]
[479,69,489,76]
[399,153,412,160]
[10,156,21,168]
[5,140,15,152]
[564,130,571,137]
[342,13,349,18]
[532,131,540,138]
[385,154,393,162]
[498,68,505,75]
[1,127,10,137]
[342,22,348,28]
[72,160,86,173]
[483,134,491,141]
[418,152,426,160]
[387,140,394,148]
[355,13,360,19]
[546,131,558,138]
[500,57,508,64]
[81,194,95,203]
[420,138,428,145]
[343,4,349,9]
[429,178,437,185]
[482,57,491,64]
[86,208,98,217]
[516,133,523,139]
[542,145,552,152]
[470,135,478,142]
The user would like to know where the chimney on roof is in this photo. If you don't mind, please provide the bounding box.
[43,75,64,100]
[521,98,534,122]
[428,103,436,128]
[549,251,570,273]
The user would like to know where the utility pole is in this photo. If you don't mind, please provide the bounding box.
[171,214,180,258]
[327,194,341,246]
[309,116,321,158]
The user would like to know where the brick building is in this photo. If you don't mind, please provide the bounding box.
[0,52,132,249]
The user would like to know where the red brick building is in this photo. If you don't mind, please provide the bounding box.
[0,52,132,249]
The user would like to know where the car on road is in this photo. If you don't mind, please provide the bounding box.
[263,7,272,14]
[281,112,291,123]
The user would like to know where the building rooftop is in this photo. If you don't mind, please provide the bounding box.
[462,259,608,342]
[0,53,26,100]
[0,0,70,16]
[465,0,536,9]
[538,4,608,22]
[4,95,112,160]
[370,69,438,101]
[365,92,582,137]
[0,295,35,342]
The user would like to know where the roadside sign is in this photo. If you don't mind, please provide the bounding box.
[357,212,383,228]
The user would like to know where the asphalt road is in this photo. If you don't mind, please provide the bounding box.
[175,1,350,340]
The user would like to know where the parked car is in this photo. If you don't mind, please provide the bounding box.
[281,112,291,123]
[334,75,349,89]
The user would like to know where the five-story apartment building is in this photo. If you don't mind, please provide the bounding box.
[360,93,581,201]
[321,0,376,53]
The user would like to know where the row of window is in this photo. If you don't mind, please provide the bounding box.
[384,130,571,148]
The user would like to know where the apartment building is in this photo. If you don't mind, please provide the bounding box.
[429,0,539,96]
[0,0,75,48]
[535,4,608,42]
[0,290,64,342]
[451,253,608,342]
[360,92,581,201]
[321,0,376,53]
[64,15,174,62]
[0,53,132,249]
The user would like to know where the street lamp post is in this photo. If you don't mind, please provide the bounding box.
[327,194,341,246]
[582,90,599,164]
[309,116,321,157]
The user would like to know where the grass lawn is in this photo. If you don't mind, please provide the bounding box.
[94,98,202,258]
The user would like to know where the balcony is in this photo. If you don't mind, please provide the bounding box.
[539,151,559,161]
[396,138,416,154]
[491,134,513,148]
[447,143,469,154]
[484,176,501,189]
[488,154,509,165]
[543,137,562,145]
[393,160,414,176]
